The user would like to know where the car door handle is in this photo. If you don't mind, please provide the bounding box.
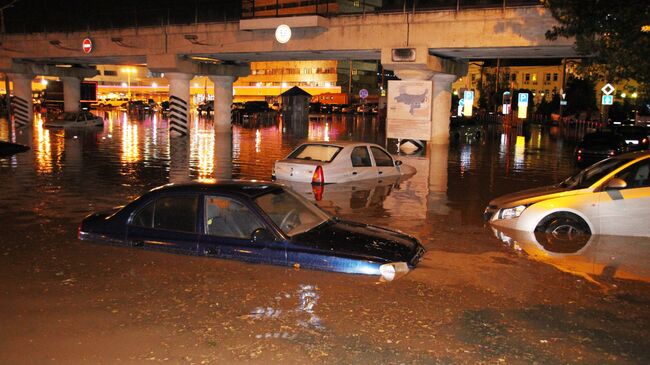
[352,171,358,175]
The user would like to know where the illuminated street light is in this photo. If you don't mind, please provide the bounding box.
[632,92,638,98]
[120,67,137,99]
[40,77,48,86]
[621,93,627,98]
[151,82,157,88]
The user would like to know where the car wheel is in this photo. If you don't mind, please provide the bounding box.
[535,213,591,252]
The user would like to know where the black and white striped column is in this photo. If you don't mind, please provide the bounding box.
[8,73,34,128]
[166,72,193,137]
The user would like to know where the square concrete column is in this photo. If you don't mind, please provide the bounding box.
[166,72,193,137]
[61,76,81,113]
[7,73,34,127]
[430,74,457,145]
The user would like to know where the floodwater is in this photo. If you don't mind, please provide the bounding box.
[1,111,649,364]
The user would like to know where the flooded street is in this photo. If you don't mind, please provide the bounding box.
[1,111,649,364]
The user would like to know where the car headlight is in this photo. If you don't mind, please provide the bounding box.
[498,205,528,220]
[379,262,409,281]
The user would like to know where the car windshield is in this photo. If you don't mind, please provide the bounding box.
[559,157,634,189]
[254,188,330,236]
[57,112,78,121]
[287,144,342,162]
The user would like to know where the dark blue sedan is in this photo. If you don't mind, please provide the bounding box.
[79,181,425,280]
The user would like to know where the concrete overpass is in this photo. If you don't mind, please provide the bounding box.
[0,5,574,142]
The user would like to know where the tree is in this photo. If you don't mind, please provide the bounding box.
[564,76,597,116]
[543,0,650,91]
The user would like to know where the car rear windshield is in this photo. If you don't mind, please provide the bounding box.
[287,144,342,162]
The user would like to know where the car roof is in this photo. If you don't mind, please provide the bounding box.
[148,180,283,198]
[299,141,379,148]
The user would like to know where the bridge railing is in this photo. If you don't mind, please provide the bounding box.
[242,0,542,19]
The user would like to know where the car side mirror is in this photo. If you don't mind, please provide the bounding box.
[605,177,627,190]
[395,160,403,166]
[251,228,275,243]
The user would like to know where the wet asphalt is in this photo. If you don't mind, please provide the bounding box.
[0,111,649,364]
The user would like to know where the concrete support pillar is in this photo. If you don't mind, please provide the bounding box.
[61,76,81,113]
[431,74,456,145]
[7,73,33,127]
[214,130,233,180]
[209,75,235,134]
[166,72,193,137]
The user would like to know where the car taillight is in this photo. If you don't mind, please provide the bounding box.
[312,165,324,185]
[608,149,616,156]
[576,148,583,154]
[643,138,648,144]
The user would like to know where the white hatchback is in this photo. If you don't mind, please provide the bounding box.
[273,142,415,184]
[485,151,650,238]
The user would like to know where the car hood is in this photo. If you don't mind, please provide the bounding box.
[489,185,584,207]
[289,219,423,264]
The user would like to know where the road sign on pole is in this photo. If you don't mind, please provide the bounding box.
[602,95,613,105]
[359,89,368,99]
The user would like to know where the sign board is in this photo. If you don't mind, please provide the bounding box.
[601,83,615,95]
[502,104,511,115]
[387,80,432,140]
[458,99,464,116]
[602,95,613,105]
[518,105,528,119]
[359,89,369,99]
[518,93,529,106]
[82,38,93,54]
[463,90,474,117]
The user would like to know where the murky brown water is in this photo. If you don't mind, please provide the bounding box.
[1,111,649,363]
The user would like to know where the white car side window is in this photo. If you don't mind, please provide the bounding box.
[617,161,650,189]
[351,147,372,167]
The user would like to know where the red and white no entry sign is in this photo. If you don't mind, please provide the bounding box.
[82,38,93,54]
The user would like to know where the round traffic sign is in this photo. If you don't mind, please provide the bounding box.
[82,38,93,54]
[359,88,368,99]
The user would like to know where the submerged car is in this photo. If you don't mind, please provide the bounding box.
[449,116,483,141]
[485,151,650,238]
[45,111,103,128]
[574,131,629,166]
[612,126,649,151]
[79,181,425,280]
[273,142,415,184]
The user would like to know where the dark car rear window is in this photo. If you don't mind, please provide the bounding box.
[287,144,343,162]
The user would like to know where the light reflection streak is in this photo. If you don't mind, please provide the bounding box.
[190,126,215,182]
[255,129,261,153]
[459,145,472,175]
[34,116,55,174]
[514,135,525,169]
[121,120,140,164]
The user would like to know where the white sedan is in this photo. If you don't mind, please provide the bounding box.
[485,151,650,238]
[45,111,104,128]
[273,141,415,184]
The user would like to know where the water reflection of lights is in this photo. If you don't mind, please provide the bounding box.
[246,284,324,340]
[34,116,63,174]
[255,129,261,153]
[191,127,215,181]
[121,120,140,164]
[459,145,472,174]
[514,135,525,169]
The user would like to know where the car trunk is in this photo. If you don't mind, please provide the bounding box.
[274,160,322,183]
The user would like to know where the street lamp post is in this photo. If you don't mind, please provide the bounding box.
[121,67,136,99]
